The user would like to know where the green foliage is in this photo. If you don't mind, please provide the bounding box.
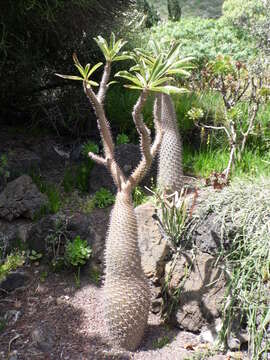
[81,141,99,158]
[195,177,270,358]
[31,173,62,214]
[116,41,192,94]
[152,335,170,349]
[116,133,130,145]
[45,217,69,271]
[146,17,258,67]
[92,188,115,208]
[222,0,265,26]
[0,252,25,281]
[132,186,148,207]
[28,250,43,262]
[65,236,92,267]
[0,154,10,185]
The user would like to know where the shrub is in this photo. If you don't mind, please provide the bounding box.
[194,177,270,358]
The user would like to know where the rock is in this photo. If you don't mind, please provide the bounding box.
[0,271,29,293]
[26,214,60,253]
[88,144,157,193]
[0,175,48,221]
[67,212,100,252]
[164,251,226,332]
[4,310,22,325]
[0,219,32,257]
[135,202,170,283]
[31,324,55,353]
[190,213,233,255]
[4,149,41,179]
[26,211,109,267]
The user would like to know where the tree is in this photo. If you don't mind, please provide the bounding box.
[168,0,182,21]
[195,55,270,180]
[0,0,134,132]
[57,34,187,350]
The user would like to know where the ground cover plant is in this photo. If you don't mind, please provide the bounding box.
[192,177,270,359]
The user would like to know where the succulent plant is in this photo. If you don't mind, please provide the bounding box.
[157,93,183,193]
[56,33,186,351]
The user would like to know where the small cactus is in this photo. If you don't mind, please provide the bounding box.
[158,93,183,193]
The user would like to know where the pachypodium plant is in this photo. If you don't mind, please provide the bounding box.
[56,33,185,351]
[132,41,193,194]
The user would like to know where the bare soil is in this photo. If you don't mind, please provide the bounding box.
[0,264,233,360]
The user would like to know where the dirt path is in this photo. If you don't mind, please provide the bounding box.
[0,264,232,360]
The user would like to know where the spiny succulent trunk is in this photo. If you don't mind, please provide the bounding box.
[103,191,150,351]
[158,93,183,193]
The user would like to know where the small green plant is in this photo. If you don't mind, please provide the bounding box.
[28,250,43,262]
[65,236,92,287]
[89,268,101,285]
[40,271,48,283]
[92,188,115,208]
[155,188,189,249]
[132,186,148,207]
[31,173,62,214]
[0,251,25,281]
[81,141,99,158]
[0,318,6,333]
[0,154,10,186]
[45,217,69,271]
[116,133,130,145]
[65,236,92,267]
[152,335,170,349]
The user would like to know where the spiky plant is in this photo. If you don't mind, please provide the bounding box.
[133,41,193,193]
[56,34,185,351]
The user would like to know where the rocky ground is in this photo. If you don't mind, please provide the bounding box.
[0,127,252,359]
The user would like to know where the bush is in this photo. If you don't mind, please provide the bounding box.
[145,17,259,67]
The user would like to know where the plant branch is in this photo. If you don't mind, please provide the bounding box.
[83,80,126,190]
[125,91,163,192]
[98,61,111,103]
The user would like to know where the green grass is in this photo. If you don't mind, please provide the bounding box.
[194,177,270,358]
[183,146,270,179]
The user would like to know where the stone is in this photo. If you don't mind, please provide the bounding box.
[0,175,48,221]
[4,310,22,325]
[26,214,60,253]
[3,149,41,180]
[0,271,29,293]
[0,219,32,257]
[164,251,226,332]
[135,202,170,283]
[88,144,157,193]
[31,324,55,353]
[190,213,233,255]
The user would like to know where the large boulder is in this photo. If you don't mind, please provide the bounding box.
[164,251,226,332]
[88,144,157,193]
[135,202,170,283]
[0,175,48,221]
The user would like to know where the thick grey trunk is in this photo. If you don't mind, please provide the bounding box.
[103,191,150,351]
